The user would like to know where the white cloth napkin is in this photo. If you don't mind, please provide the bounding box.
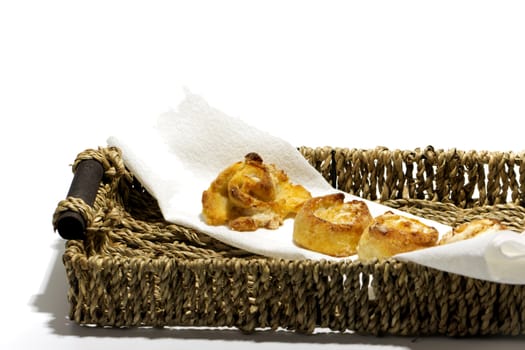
[396,230,525,284]
[107,92,525,284]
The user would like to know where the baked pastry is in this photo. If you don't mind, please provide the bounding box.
[202,152,312,231]
[293,193,373,257]
[439,218,506,245]
[357,211,439,261]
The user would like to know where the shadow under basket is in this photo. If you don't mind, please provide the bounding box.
[52,146,525,336]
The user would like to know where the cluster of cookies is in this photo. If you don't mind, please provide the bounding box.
[201,153,505,260]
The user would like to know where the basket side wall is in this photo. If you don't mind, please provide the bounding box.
[63,252,525,336]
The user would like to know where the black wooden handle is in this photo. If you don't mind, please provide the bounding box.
[56,159,104,239]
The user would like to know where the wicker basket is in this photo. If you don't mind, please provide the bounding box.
[52,146,525,336]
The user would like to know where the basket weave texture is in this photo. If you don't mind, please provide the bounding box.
[53,146,525,336]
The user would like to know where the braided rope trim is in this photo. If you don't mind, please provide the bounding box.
[52,196,94,231]
[72,146,133,182]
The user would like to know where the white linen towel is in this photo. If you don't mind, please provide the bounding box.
[107,91,525,284]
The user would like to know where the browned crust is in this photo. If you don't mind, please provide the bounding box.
[357,211,439,261]
[439,218,506,245]
[293,193,373,257]
[202,153,311,231]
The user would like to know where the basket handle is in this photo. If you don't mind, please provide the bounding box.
[55,159,104,239]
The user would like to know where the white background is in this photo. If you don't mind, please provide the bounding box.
[1,1,525,349]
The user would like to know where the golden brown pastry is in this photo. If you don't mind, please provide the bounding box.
[293,193,373,257]
[439,218,506,245]
[357,211,439,261]
[202,152,312,231]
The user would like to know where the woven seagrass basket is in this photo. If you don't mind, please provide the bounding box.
[53,146,525,336]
